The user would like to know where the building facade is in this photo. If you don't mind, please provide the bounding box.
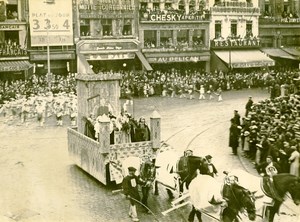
[138,0,211,72]
[0,0,33,81]
[209,0,276,71]
[26,0,76,77]
[258,0,300,68]
[74,0,152,74]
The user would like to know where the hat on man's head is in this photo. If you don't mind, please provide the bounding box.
[205,155,212,160]
[128,167,137,172]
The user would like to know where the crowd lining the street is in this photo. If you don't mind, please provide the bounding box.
[229,93,300,177]
[1,68,300,222]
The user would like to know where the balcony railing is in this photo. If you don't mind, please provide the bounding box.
[259,17,300,24]
[211,6,260,14]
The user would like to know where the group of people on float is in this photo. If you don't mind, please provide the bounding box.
[84,106,150,145]
[229,92,300,177]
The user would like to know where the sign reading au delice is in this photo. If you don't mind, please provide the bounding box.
[29,0,73,46]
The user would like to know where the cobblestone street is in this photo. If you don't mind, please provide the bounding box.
[0,88,299,222]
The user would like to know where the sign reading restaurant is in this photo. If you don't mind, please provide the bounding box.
[211,38,261,48]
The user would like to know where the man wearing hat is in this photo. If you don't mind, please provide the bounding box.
[205,155,218,178]
[245,96,253,117]
[122,166,144,222]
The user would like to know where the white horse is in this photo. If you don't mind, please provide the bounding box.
[154,149,181,195]
[189,172,257,222]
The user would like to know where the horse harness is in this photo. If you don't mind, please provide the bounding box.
[261,177,284,203]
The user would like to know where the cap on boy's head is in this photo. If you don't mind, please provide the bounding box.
[128,167,136,172]
[205,155,212,160]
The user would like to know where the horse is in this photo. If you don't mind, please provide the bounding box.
[154,149,210,198]
[227,169,300,222]
[189,173,256,222]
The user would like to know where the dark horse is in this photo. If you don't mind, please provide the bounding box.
[262,173,300,222]
[228,170,300,222]
[222,183,256,221]
[189,174,256,222]
[178,155,210,193]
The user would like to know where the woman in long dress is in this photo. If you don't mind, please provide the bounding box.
[289,146,299,176]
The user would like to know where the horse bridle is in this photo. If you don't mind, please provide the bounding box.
[226,184,255,217]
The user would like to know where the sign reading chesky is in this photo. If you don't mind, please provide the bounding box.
[29,0,73,46]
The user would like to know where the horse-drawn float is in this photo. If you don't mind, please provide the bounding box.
[67,73,163,185]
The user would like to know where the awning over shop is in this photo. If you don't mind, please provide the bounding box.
[0,60,33,72]
[260,48,298,60]
[135,51,153,71]
[213,50,275,68]
[281,48,300,60]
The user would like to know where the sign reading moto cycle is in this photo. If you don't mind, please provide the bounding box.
[29,0,73,46]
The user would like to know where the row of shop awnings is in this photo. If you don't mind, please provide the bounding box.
[213,50,275,68]
[0,47,299,73]
[0,60,33,72]
[213,47,300,68]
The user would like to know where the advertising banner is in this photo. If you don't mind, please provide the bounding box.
[29,0,73,46]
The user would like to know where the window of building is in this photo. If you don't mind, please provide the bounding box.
[230,21,237,38]
[6,0,18,20]
[80,19,90,36]
[160,30,173,48]
[165,3,172,10]
[192,29,204,47]
[177,30,188,48]
[264,4,271,17]
[102,19,112,36]
[178,0,185,11]
[123,19,132,36]
[246,21,252,38]
[144,30,157,48]
[215,21,221,39]
[0,30,25,57]
[153,3,159,11]
[140,2,147,9]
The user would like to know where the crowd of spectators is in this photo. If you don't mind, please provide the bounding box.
[120,68,300,99]
[237,93,300,177]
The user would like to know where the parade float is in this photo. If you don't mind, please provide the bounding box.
[67,72,164,185]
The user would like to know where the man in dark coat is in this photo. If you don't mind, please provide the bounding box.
[229,118,240,155]
[122,167,144,222]
[245,96,253,117]
[233,110,241,126]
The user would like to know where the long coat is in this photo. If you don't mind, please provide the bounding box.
[289,150,299,176]
[229,124,239,149]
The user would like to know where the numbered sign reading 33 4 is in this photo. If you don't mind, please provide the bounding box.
[29,0,73,46]
[31,17,70,31]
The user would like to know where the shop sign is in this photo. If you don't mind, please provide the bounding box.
[211,38,261,48]
[28,0,73,46]
[0,24,21,30]
[87,53,135,60]
[78,0,134,11]
[80,12,134,19]
[79,42,137,51]
[30,53,75,61]
[0,66,26,72]
[147,56,207,63]
[232,61,274,68]
[142,12,203,21]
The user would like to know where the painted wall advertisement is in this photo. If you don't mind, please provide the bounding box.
[29,0,73,46]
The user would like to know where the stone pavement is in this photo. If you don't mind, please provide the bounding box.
[0,88,298,222]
